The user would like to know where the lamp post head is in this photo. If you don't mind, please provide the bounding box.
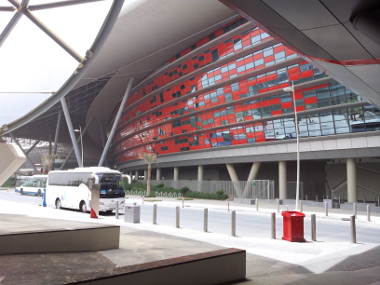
[283,87,294,92]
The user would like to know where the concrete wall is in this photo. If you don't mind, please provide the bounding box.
[74,248,246,285]
[326,162,380,202]
[0,225,120,255]
[0,143,25,186]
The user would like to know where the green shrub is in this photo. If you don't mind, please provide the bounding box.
[184,191,228,200]
[1,177,15,188]
[124,181,228,200]
[179,186,190,195]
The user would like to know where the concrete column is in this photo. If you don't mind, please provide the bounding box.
[347,158,357,203]
[135,170,139,181]
[197,165,204,181]
[242,162,261,197]
[144,169,147,181]
[197,165,204,192]
[128,171,133,183]
[226,163,243,198]
[174,167,179,181]
[279,161,287,199]
[156,168,161,181]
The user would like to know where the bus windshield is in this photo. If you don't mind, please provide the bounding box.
[98,173,125,198]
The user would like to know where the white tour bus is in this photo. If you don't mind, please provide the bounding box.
[15,175,47,196]
[46,167,125,213]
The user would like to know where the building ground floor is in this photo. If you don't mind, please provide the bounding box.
[120,131,380,204]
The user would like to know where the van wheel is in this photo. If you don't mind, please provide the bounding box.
[20,188,23,195]
[55,199,62,209]
[37,189,42,197]
[80,201,87,213]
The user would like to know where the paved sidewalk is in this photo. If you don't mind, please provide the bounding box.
[0,191,379,284]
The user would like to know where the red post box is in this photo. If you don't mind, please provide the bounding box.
[282,211,306,242]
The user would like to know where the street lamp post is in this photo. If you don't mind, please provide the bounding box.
[283,81,300,211]
[74,126,83,168]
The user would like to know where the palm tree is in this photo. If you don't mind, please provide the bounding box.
[42,154,56,174]
[138,152,157,197]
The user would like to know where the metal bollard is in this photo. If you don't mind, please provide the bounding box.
[271,212,276,239]
[338,196,341,204]
[325,202,328,216]
[153,204,157,225]
[142,195,145,204]
[115,201,119,219]
[367,205,371,222]
[305,194,308,201]
[204,208,208,232]
[300,201,303,213]
[231,210,236,237]
[353,203,357,218]
[286,205,289,211]
[176,206,180,228]
[316,195,318,202]
[182,198,184,208]
[276,199,280,213]
[350,215,356,243]
[227,201,230,212]
[255,198,258,211]
[311,214,316,241]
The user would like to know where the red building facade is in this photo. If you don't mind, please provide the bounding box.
[111,18,379,167]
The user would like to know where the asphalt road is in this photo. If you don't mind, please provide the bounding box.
[137,203,380,243]
[1,190,379,244]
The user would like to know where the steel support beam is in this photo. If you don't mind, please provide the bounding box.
[22,9,83,62]
[25,139,41,155]
[99,77,135,167]
[61,98,82,167]
[60,117,93,170]
[0,0,124,135]
[9,132,40,174]
[53,112,62,155]
[0,0,29,47]
[28,0,105,11]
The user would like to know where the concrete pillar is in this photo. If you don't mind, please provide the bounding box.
[198,165,204,181]
[197,165,204,192]
[242,162,261,197]
[226,163,243,198]
[174,167,179,181]
[144,169,147,181]
[128,172,133,183]
[135,170,139,181]
[156,168,161,181]
[279,161,287,199]
[347,158,357,203]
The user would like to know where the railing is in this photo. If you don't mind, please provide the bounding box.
[145,179,275,199]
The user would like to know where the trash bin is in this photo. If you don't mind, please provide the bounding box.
[282,211,305,242]
[124,203,140,223]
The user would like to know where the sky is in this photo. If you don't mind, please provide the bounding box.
[0,0,113,126]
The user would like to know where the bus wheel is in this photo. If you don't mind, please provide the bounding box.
[37,189,42,197]
[20,188,23,195]
[55,199,62,209]
[80,201,87,213]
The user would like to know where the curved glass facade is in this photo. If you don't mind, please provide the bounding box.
[112,18,380,166]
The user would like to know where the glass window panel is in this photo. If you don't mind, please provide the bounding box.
[251,35,261,44]
[275,51,285,60]
[254,59,264,66]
